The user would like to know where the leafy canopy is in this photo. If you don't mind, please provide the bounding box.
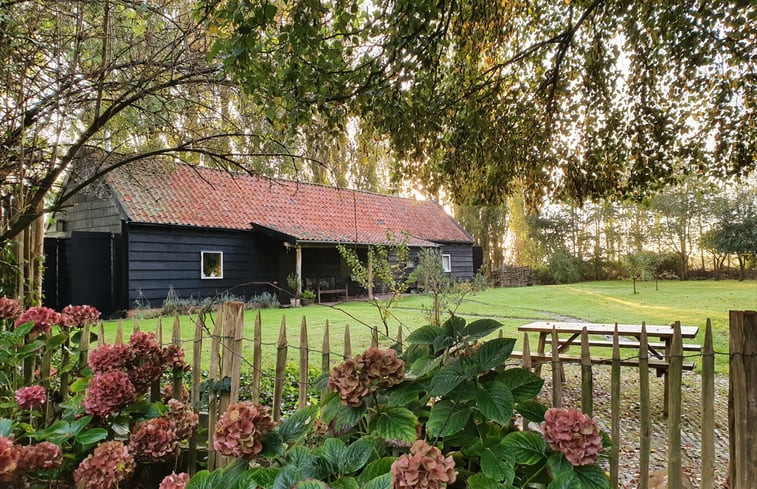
[204,0,755,205]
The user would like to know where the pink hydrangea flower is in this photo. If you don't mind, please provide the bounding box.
[166,399,199,440]
[0,436,19,479]
[61,304,101,328]
[16,442,62,472]
[74,441,135,489]
[128,417,179,462]
[0,297,21,320]
[328,348,405,407]
[88,343,131,374]
[162,344,190,371]
[127,331,164,394]
[391,440,456,489]
[84,370,136,417]
[213,402,276,459]
[159,471,190,489]
[14,386,46,410]
[542,407,604,466]
[15,306,61,337]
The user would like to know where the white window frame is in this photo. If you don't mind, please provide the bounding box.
[441,254,452,273]
[201,251,224,279]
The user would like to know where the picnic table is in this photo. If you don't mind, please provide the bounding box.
[514,321,700,415]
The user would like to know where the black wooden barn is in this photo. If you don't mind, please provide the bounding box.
[44,160,475,315]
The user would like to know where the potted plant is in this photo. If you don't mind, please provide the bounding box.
[301,289,316,305]
[286,273,301,307]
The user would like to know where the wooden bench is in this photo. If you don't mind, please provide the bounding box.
[316,284,348,303]
[517,321,700,416]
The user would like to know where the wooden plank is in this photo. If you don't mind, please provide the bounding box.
[188,313,203,475]
[667,321,683,489]
[728,310,757,489]
[344,324,351,359]
[252,311,262,404]
[156,317,163,346]
[610,324,620,489]
[171,315,183,401]
[206,307,223,471]
[115,320,124,345]
[322,320,330,400]
[551,327,561,408]
[580,327,592,416]
[544,338,702,351]
[701,318,714,489]
[638,323,650,489]
[508,352,695,370]
[97,322,106,347]
[521,333,531,371]
[227,303,244,404]
[150,317,163,402]
[299,316,309,409]
[371,326,379,349]
[273,316,288,422]
[519,321,699,338]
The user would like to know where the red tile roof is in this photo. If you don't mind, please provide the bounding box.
[105,161,473,246]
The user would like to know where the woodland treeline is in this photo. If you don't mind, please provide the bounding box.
[1,0,754,305]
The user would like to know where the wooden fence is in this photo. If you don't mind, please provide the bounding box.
[101,306,755,488]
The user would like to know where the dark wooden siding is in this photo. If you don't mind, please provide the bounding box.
[127,225,280,306]
[439,243,474,280]
[52,197,122,234]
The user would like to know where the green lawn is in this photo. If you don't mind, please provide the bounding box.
[103,279,755,374]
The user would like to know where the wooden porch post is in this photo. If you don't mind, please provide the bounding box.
[295,244,302,298]
[367,251,374,300]
[729,310,757,489]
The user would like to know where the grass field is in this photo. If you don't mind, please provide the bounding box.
[103,279,755,374]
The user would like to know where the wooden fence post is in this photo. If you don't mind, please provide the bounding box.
[667,321,683,489]
[638,323,650,489]
[322,320,331,399]
[701,319,715,489]
[728,310,757,489]
[252,311,262,404]
[580,327,592,416]
[273,316,288,422]
[171,315,184,401]
[521,333,531,371]
[216,301,245,469]
[299,316,309,409]
[187,313,203,475]
[371,326,379,349]
[396,325,403,353]
[551,327,561,408]
[115,320,123,345]
[609,324,620,489]
[150,318,164,402]
[344,324,351,359]
[207,307,224,470]
[98,322,106,347]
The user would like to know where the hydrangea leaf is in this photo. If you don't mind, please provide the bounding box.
[237,467,280,489]
[278,406,317,444]
[475,381,514,424]
[362,473,391,489]
[374,407,417,445]
[343,437,375,474]
[464,319,504,341]
[387,381,427,406]
[259,431,285,458]
[406,325,444,345]
[74,428,108,446]
[427,401,471,437]
[357,457,395,484]
[427,362,469,396]
[497,368,545,402]
[516,400,548,423]
[330,477,359,489]
[547,472,581,489]
[292,480,329,489]
[467,473,504,489]
[574,464,610,489]
[409,355,442,378]
[547,453,574,477]
[472,338,516,372]
[0,418,12,437]
[500,431,546,465]
[478,444,515,482]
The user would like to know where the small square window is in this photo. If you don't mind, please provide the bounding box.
[406,258,416,268]
[201,251,223,279]
[442,254,451,273]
